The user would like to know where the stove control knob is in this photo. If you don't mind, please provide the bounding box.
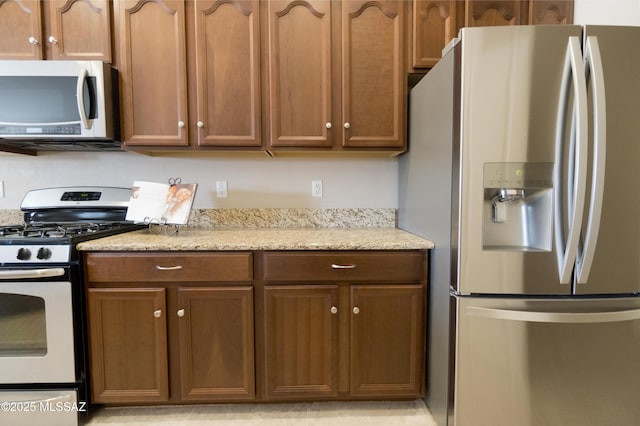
[37,247,52,260]
[17,248,32,261]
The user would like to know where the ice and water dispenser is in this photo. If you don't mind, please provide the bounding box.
[482,163,554,251]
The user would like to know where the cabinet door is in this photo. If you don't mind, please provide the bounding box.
[87,288,169,403]
[194,0,261,147]
[464,0,524,26]
[117,0,189,147]
[0,0,42,59]
[342,0,406,149]
[47,0,112,61]
[177,287,255,400]
[263,285,339,399]
[350,285,424,397]
[528,0,573,25]
[412,1,456,69]
[265,0,334,148]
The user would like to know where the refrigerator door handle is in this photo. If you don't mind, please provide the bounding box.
[467,306,640,324]
[576,36,607,284]
[554,36,589,284]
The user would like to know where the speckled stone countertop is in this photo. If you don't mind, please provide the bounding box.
[75,208,433,251]
[76,227,433,251]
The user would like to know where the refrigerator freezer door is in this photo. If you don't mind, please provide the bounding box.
[456,25,583,295]
[575,26,640,295]
[454,296,640,426]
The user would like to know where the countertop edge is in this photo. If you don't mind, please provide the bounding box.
[76,228,435,251]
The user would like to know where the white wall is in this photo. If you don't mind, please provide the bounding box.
[574,0,640,25]
[0,151,398,209]
[1,0,637,210]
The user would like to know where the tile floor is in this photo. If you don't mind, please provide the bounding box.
[87,399,436,425]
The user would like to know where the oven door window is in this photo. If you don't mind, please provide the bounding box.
[0,293,47,357]
[0,281,75,384]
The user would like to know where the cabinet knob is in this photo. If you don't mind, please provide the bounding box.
[330,306,338,314]
[177,309,185,318]
[153,310,162,318]
[325,122,332,129]
[28,36,39,46]
[343,122,351,129]
[352,306,360,315]
[197,121,204,128]
[48,36,58,44]
[178,121,185,128]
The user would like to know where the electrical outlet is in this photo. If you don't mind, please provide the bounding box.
[312,180,323,197]
[216,180,228,198]
[0,181,4,198]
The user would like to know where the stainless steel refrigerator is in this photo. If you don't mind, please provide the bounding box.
[398,25,640,426]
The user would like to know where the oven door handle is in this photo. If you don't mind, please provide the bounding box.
[0,267,66,280]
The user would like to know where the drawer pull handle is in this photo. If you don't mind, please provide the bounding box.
[331,263,357,269]
[155,265,183,271]
[177,309,185,318]
[353,306,360,315]
[330,306,338,314]
[153,310,162,318]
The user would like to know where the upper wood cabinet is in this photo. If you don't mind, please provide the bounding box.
[528,0,573,25]
[117,0,189,147]
[0,0,111,60]
[341,1,406,150]
[412,1,456,69]
[264,0,333,148]
[194,0,261,147]
[411,0,573,70]
[264,0,407,152]
[118,0,261,149]
[463,0,525,27]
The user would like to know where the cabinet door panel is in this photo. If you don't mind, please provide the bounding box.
[178,287,255,400]
[266,0,333,148]
[0,0,42,59]
[412,1,456,69]
[195,0,261,147]
[87,288,169,403]
[342,0,405,149]
[350,285,424,397]
[48,0,111,61]
[465,0,523,27]
[118,0,188,146]
[528,0,573,25]
[263,285,339,399]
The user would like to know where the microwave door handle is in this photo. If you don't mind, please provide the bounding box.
[577,36,606,284]
[76,68,91,129]
[554,36,589,284]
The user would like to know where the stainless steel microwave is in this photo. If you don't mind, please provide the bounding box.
[0,60,120,152]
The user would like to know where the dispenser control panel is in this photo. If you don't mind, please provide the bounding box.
[483,163,553,189]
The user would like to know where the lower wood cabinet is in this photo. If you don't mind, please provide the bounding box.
[84,249,427,404]
[260,251,427,400]
[85,252,255,404]
[263,285,340,399]
[87,288,169,403]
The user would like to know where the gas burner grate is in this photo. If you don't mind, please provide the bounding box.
[0,223,134,239]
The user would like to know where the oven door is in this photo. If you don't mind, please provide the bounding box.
[0,268,75,384]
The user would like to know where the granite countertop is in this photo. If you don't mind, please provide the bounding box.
[76,227,434,251]
[2,207,433,251]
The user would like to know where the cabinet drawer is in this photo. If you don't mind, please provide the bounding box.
[263,251,424,283]
[85,252,253,282]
